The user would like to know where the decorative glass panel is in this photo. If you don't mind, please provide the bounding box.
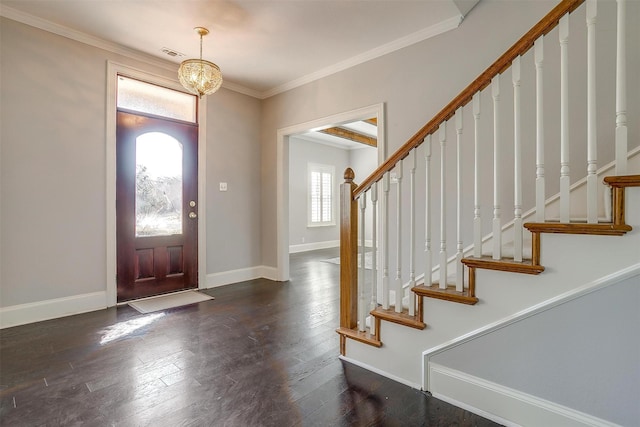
[136,132,183,236]
[117,75,196,123]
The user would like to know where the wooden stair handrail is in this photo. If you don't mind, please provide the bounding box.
[353,0,584,199]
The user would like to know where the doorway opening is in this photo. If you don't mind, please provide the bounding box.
[276,103,386,282]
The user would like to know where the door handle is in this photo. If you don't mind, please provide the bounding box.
[189,212,197,219]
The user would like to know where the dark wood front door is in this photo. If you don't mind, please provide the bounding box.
[116,110,198,302]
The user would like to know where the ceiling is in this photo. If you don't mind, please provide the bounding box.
[1,0,479,99]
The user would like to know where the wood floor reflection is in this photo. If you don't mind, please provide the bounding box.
[0,248,501,426]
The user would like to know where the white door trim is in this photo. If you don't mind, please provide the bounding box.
[276,103,386,281]
[105,61,207,306]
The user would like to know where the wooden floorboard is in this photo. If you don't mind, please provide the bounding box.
[0,247,501,426]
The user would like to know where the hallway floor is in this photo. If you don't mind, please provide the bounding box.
[0,248,501,426]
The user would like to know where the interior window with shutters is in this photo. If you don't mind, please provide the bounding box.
[308,163,335,227]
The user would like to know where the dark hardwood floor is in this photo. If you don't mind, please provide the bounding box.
[0,248,500,426]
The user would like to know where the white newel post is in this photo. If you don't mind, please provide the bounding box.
[615,0,627,175]
[473,93,482,257]
[587,0,598,224]
[424,135,433,287]
[408,150,416,316]
[559,14,571,223]
[513,56,523,262]
[439,123,448,288]
[455,109,464,291]
[535,37,546,222]
[395,160,404,313]
[382,172,390,309]
[370,183,378,335]
[492,75,502,260]
[359,192,367,332]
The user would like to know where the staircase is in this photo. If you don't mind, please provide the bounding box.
[336,0,638,424]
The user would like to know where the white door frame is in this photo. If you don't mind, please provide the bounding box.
[105,61,207,306]
[275,103,386,281]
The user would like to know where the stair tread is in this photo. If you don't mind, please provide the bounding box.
[370,306,426,330]
[524,221,631,236]
[336,327,382,347]
[413,283,478,305]
[604,174,640,188]
[462,256,544,274]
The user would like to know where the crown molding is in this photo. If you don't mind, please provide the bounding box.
[0,5,256,97]
[260,14,464,99]
[220,80,263,99]
[1,5,463,100]
[0,5,177,72]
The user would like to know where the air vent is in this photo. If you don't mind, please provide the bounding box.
[161,47,185,57]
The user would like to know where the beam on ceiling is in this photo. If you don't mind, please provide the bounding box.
[320,126,377,147]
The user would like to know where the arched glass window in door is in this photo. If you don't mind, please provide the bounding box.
[135,132,183,237]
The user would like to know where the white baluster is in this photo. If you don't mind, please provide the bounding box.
[439,123,448,289]
[615,0,627,175]
[513,56,523,262]
[359,192,367,332]
[370,182,378,335]
[473,93,482,258]
[587,0,598,224]
[424,135,433,287]
[455,109,464,292]
[559,14,571,223]
[382,172,390,309]
[395,160,404,313]
[535,37,546,222]
[492,75,502,260]
[408,150,416,316]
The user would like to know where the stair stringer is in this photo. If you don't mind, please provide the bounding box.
[342,184,640,390]
[423,264,640,427]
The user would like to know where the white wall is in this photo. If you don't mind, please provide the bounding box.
[0,17,262,309]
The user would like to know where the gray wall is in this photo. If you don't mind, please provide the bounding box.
[288,138,349,247]
[0,17,262,307]
[259,0,640,271]
[431,273,640,426]
[288,138,377,248]
[206,88,262,273]
[2,0,639,308]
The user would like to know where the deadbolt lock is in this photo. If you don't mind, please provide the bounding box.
[189,200,196,208]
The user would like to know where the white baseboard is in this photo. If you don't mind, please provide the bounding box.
[429,364,620,427]
[259,266,280,281]
[0,266,279,328]
[339,354,422,390]
[289,240,339,253]
[0,291,107,329]
[205,265,280,288]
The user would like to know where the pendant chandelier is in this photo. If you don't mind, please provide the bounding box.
[178,27,223,98]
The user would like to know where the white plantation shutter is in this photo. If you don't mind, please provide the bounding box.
[309,164,335,226]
